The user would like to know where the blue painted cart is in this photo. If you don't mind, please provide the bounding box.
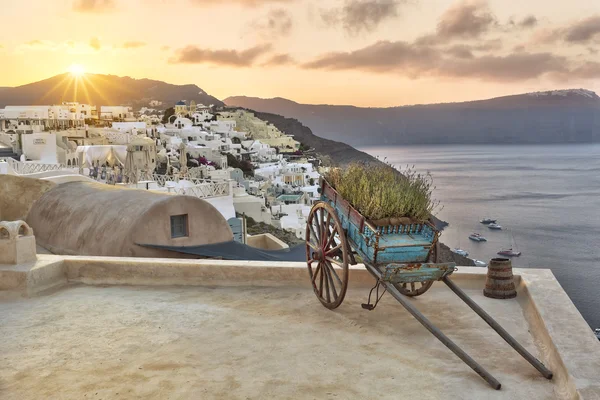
[305,178,552,389]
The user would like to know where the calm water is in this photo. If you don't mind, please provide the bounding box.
[362,144,600,329]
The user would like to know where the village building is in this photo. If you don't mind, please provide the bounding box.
[218,110,300,150]
[0,103,90,131]
[26,179,233,257]
[100,106,135,122]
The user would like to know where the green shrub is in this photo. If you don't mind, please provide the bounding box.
[324,163,440,222]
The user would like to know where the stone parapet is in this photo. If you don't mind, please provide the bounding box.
[0,220,37,265]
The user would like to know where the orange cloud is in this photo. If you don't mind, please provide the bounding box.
[170,44,272,66]
[190,0,293,5]
[73,0,115,13]
[122,41,146,49]
[90,37,101,51]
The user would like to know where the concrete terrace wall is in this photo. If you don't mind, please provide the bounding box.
[26,181,233,257]
[0,175,56,221]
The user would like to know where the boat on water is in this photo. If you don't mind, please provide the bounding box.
[488,223,502,230]
[498,248,521,257]
[468,233,487,242]
[480,218,497,224]
[473,259,488,267]
[452,248,469,257]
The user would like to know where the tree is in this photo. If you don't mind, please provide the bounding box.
[225,153,254,176]
[162,107,175,124]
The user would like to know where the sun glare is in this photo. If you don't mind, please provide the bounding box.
[68,64,85,77]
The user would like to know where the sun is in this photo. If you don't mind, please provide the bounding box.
[67,64,85,77]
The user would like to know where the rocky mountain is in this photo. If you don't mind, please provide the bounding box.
[0,73,223,109]
[225,90,600,146]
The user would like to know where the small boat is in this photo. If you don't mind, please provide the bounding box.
[452,248,469,257]
[488,223,502,230]
[480,218,496,224]
[498,248,521,257]
[473,259,488,267]
[469,233,487,242]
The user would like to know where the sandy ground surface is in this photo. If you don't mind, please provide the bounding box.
[0,284,557,400]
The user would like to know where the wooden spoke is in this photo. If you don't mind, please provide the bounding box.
[305,202,350,309]
[325,243,342,256]
[318,262,324,297]
[323,263,338,300]
[325,256,343,267]
[311,263,321,284]
[311,217,321,243]
[323,264,331,302]
[324,228,338,251]
[319,208,326,244]
[324,260,343,287]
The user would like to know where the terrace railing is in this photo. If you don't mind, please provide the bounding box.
[152,174,230,198]
[170,181,230,198]
[5,158,65,175]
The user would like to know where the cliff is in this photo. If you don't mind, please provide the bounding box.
[225,90,600,146]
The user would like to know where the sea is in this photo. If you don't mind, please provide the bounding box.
[361,144,600,330]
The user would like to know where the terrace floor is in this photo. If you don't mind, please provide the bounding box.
[1,282,559,400]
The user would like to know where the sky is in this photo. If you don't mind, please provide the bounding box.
[0,0,599,107]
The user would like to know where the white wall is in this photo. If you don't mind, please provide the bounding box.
[21,133,58,163]
[112,122,147,131]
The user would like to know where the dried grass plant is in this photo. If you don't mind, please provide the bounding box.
[324,163,440,222]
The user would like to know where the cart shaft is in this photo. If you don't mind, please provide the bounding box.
[365,264,502,390]
[442,276,553,379]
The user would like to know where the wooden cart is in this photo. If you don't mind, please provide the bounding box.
[305,178,552,389]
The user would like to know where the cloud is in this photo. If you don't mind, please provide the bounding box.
[518,15,538,29]
[447,44,474,59]
[261,53,295,66]
[169,44,272,66]
[301,39,597,82]
[569,61,600,79]
[21,40,61,51]
[442,52,567,81]
[414,1,500,45]
[253,9,293,37]
[532,15,600,45]
[437,0,496,39]
[564,15,600,43]
[189,0,293,6]
[509,15,538,29]
[303,41,439,73]
[18,39,101,54]
[472,38,503,51]
[73,0,114,13]
[320,0,402,35]
[122,41,146,49]
[89,37,101,51]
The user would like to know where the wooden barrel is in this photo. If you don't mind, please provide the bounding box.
[483,258,517,299]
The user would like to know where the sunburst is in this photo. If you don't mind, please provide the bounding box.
[67,64,85,77]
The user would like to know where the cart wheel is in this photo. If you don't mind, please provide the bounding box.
[394,241,438,297]
[306,202,349,309]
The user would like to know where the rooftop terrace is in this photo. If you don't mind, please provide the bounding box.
[1,255,599,399]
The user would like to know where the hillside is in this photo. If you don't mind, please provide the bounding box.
[225,90,600,146]
[0,73,223,109]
